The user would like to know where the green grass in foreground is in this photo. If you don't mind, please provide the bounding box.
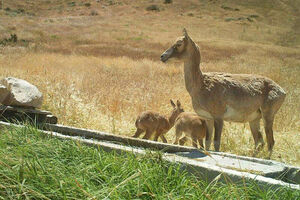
[0,125,299,199]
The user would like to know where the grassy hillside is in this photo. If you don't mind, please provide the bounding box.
[0,0,299,165]
[0,125,299,199]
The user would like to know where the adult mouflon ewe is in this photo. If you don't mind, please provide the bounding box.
[160,29,286,156]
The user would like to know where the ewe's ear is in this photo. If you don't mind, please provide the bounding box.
[170,99,176,108]
[183,28,189,38]
[176,100,181,108]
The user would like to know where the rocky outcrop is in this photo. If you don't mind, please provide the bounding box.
[0,77,43,108]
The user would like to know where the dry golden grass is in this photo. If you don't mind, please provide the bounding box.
[0,0,299,165]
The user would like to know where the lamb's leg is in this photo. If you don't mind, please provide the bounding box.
[154,130,164,142]
[191,133,198,148]
[174,129,183,145]
[205,120,214,151]
[160,135,168,143]
[142,129,153,140]
[199,124,206,150]
[132,128,144,138]
[179,136,187,146]
[214,119,223,152]
[198,138,204,149]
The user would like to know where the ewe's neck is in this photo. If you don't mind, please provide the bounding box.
[184,40,203,93]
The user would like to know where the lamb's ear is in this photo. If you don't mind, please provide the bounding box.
[183,28,189,38]
[170,99,176,108]
[176,100,181,108]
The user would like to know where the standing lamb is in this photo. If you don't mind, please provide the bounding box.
[174,112,207,149]
[132,100,184,143]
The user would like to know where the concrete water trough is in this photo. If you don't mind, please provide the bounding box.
[0,120,299,191]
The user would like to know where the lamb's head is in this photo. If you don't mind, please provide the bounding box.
[169,99,184,124]
[160,28,190,62]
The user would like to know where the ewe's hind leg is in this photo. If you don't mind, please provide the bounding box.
[132,128,144,138]
[249,117,264,151]
[214,119,223,152]
[262,114,275,155]
[205,120,214,150]
[261,93,285,156]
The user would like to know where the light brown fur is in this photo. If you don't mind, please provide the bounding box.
[174,112,207,149]
[132,100,184,142]
[160,29,286,155]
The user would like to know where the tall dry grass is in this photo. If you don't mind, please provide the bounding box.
[0,46,299,165]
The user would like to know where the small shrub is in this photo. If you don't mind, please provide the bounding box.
[68,1,76,6]
[225,17,236,22]
[164,0,172,4]
[90,10,98,16]
[249,14,259,18]
[221,5,240,11]
[0,34,18,46]
[247,17,254,22]
[84,2,91,7]
[17,8,25,13]
[108,0,115,5]
[146,5,159,11]
[51,35,59,40]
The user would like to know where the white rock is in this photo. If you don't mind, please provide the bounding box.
[0,77,43,108]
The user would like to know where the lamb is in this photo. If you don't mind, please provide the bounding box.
[132,100,184,143]
[174,112,207,149]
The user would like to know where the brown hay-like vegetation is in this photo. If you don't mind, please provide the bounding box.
[0,0,299,165]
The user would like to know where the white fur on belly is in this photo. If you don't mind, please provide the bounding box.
[223,106,261,122]
[195,108,214,120]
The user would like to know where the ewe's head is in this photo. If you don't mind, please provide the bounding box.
[160,28,191,62]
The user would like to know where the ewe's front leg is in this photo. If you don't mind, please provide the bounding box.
[214,119,223,151]
[205,120,214,150]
